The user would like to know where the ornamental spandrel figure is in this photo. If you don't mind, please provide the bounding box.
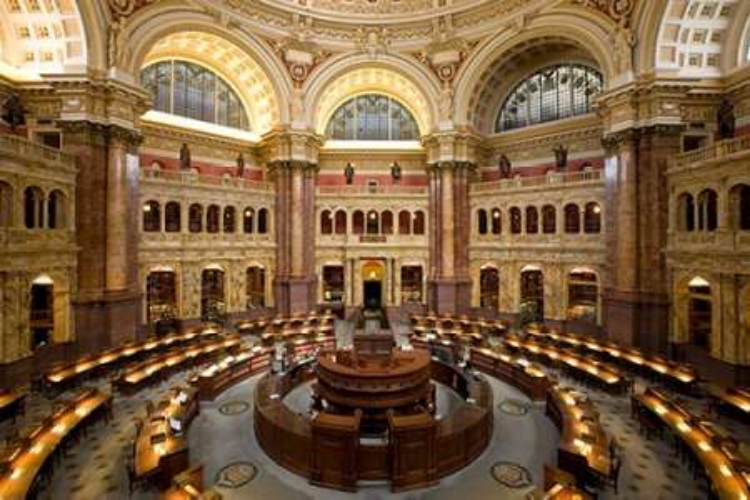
[553,144,568,171]
[236,152,246,178]
[498,154,512,179]
[179,143,191,171]
[1,94,25,131]
[391,161,402,182]
[344,162,355,185]
[717,98,735,140]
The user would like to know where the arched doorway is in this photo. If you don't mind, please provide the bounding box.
[687,276,712,351]
[480,267,500,309]
[520,267,544,323]
[246,266,266,309]
[146,269,177,335]
[201,266,226,322]
[567,268,599,324]
[362,261,385,310]
[30,275,54,350]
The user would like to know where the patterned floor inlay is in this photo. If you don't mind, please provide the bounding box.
[214,461,258,488]
[219,400,251,416]
[490,461,532,489]
[498,398,531,416]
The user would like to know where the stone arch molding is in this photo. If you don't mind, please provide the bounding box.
[454,13,617,131]
[303,54,442,137]
[120,7,291,134]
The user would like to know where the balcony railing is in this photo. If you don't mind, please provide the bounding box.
[0,133,77,169]
[140,168,274,192]
[672,135,750,169]
[471,170,603,194]
[317,185,428,196]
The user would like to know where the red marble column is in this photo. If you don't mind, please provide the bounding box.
[602,126,681,353]
[61,122,141,349]
[427,162,473,314]
[273,161,318,314]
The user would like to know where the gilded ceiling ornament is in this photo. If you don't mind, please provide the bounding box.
[573,0,635,27]
[108,0,158,21]
[268,38,331,88]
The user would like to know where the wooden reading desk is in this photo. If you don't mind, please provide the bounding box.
[0,389,111,500]
[634,387,750,499]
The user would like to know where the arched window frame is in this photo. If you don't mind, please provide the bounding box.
[321,210,333,235]
[413,211,425,235]
[165,202,181,232]
[496,64,604,132]
[526,206,539,234]
[509,207,522,234]
[542,205,556,234]
[325,94,420,141]
[491,208,502,235]
[584,202,602,234]
[564,204,581,234]
[142,200,161,232]
[141,60,250,130]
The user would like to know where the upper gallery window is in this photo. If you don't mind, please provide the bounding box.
[326,94,419,140]
[496,64,603,132]
[141,60,250,131]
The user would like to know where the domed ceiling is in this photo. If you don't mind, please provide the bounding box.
[220,0,557,47]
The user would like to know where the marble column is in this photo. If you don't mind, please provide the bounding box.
[602,126,682,353]
[61,122,142,349]
[273,161,318,315]
[427,161,473,314]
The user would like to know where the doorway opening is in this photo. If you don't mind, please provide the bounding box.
[30,275,54,350]
[361,261,385,310]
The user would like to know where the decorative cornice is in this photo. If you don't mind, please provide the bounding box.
[571,0,635,28]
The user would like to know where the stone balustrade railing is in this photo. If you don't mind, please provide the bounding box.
[0,133,77,170]
[668,230,750,251]
[317,185,428,196]
[672,135,750,169]
[140,168,274,192]
[471,169,603,194]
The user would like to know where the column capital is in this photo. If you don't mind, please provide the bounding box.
[260,128,324,165]
[58,121,143,153]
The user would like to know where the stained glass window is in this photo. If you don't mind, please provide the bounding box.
[141,60,250,131]
[326,94,419,140]
[496,64,603,132]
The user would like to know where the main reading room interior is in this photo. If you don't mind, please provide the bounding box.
[0,0,748,499]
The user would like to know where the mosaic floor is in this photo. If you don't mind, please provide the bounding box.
[0,320,747,499]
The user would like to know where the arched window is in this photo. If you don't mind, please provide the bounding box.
[509,207,522,234]
[243,207,255,234]
[497,64,603,132]
[399,210,411,235]
[477,209,488,235]
[382,211,394,234]
[0,181,12,227]
[564,204,581,233]
[525,206,539,234]
[207,205,220,233]
[584,202,601,233]
[491,208,502,235]
[480,267,500,309]
[730,184,750,230]
[335,210,347,234]
[24,186,44,229]
[189,204,203,233]
[521,268,544,322]
[366,210,379,235]
[258,208,269,234]
[677,193,695,232]
[47,190,66,229]
[413,211,425,235]
[353,210,365,235]
[326,94,419,140]
[223,206,236,233]
[321,210,333,235]
[143,200,160,232]
[165,202,181,232]
[141,60,250,130]
[542,205,556,234]
[697,189,718,231]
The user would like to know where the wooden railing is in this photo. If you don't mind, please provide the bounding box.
[672,135,750,168]
[140,168,274,192]
[317,185,428,196]
[0,133,77,169]
[471,169,603,193]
